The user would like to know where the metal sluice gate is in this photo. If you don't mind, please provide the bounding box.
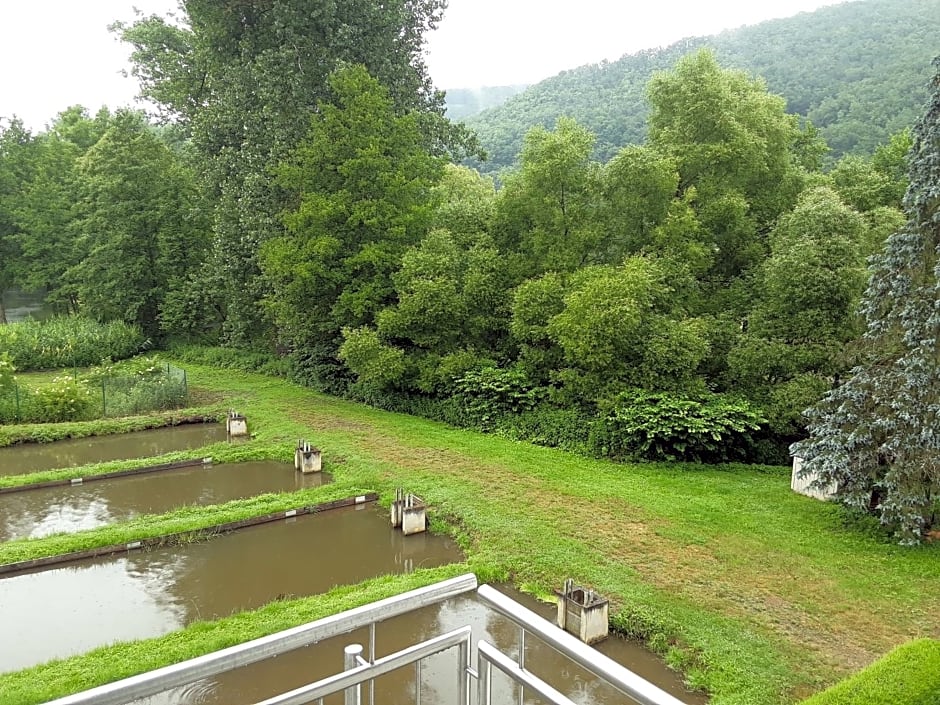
[42,574,689,705]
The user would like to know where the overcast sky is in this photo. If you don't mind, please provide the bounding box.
[1,0,847,131]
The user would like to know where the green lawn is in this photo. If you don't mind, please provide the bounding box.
[1,360,937,704]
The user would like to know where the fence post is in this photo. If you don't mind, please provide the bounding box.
[101,378,106,417]
[15,383,20,420]
[344,644,363,705]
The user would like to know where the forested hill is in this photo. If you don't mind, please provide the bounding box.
[463,0,940,172]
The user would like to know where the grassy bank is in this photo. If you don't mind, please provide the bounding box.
[0,405,226,448]
[1,360,938,704]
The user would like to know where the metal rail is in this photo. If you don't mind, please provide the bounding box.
[477,640,578,705]
[254,627,472,705]
[477,584,689,705]
[42,573,479,705]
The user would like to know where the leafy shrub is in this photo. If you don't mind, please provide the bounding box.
[591,389,766,462]
[168,344,291,378]
[495,406,592,453]
[100,373,188,417]
[0,316,145,371]
[452,366,543,430]
[0,353,14,390]
[29,377,96,423]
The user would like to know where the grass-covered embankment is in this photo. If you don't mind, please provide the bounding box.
[1,360,938,704]
[0,405,225,449]
[801,638,940,705]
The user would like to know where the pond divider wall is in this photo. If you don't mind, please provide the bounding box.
[0,457,213,495]
[0,492,378,577]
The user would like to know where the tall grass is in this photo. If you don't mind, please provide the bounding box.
[0,316,145,371]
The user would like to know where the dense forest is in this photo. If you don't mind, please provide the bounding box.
[463,0,940,173]
[0,0,937,538]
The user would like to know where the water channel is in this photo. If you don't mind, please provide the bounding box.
[136,587,707,705]
[1,287,53,323]
[0,423,228,477]
[0,461,326,542]
[0,505,461,674]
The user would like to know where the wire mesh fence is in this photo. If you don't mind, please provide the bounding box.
[0,363,188,424]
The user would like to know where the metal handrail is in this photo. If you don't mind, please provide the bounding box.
[43,573,479,705]
[477,584,688,705]
[254,627,472,705]
[477,640,578,705]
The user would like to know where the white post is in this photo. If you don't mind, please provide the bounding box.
[344,644,363,705]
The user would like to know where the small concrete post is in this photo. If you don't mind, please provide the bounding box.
[401,493,427,535]
[391,487,403,528]
[295,440,322,473]
[791,455,838,500]
[556,579,609,644]
[225,410,248,438]
[344,644,363,705]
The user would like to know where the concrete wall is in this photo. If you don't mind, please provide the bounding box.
[791,456,838,501]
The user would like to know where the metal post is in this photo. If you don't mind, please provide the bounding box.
[344,644,363,705]
[477,648,492,705]
[369,623,376,705]
[415,658,422,705]
[517,627,526,705]
[457,635,470,705]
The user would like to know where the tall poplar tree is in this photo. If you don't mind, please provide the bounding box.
[117,0,464,347]
[793,58,940,543]
[70,110,207,341]
[261,65,444,390]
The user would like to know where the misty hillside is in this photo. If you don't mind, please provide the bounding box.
[461,0,939,172]
[444,85,529,120]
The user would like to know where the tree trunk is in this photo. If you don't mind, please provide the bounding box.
[0,297,7,324]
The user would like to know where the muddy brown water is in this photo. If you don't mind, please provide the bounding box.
[0,424,228,477]
[135,586,708,705]
[0,504,460,674]
[0,461,327,543]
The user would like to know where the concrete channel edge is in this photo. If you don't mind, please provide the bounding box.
[0,457,214,495]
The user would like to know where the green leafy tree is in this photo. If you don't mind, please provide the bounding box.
[546,257,708,401]
[10,107,112,314]
[729,187,869,437]
[430,164,496,238]
[597,145,680,261]
[69,110,207,340]
[0,118,38,324]
[793,59,940,543]
[261,65,445,391]
[117,0,465,346]
[493,118,602,276]
[647,50,807,282]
